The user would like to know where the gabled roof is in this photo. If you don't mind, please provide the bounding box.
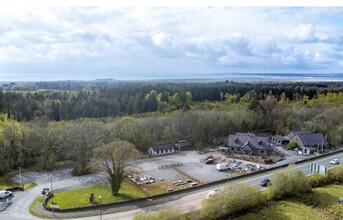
[292,130,311,135]
[296,133,328,146]
[228,133,270,150]
[150,144,175,152]
[177,140,192,147]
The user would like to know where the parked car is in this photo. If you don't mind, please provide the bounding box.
[0,190,12,199]
[339,197,343,203]
[260,179,271,187]
[331,159,340,165]
[189,182,198,187]
[205,155,213,160]
[206,188,222,199]
[205,159,214,164]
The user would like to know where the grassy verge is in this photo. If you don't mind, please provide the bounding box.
[47,180,146,209]
[0,170,36,190]
[236,184,343,220]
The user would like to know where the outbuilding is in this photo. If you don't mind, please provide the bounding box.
[175,140,192,151]
[148,144,175,156]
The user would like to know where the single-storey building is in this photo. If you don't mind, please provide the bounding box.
[227,132,272,156]
[288,131,328,155]
[175,140,192,151]
[148,144,175,156]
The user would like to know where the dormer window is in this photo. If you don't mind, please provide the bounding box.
[234,138,239,143]
[257,140,262,145]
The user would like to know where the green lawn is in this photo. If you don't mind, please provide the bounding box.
[237,184,343,220]
[47,180,145,209]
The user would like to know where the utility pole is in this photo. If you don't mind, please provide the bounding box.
[19,165,22,189]
[99,196,102,220]
[50,175,54,216]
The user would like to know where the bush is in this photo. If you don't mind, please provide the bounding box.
[287,142,298,150]
[201,183,265,219]
[133,209,181,220]
[270,165,311,200]
[308,173,328,188]
[328,164,343,183]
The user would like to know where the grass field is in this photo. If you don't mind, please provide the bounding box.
[47,180,145,209]
[237,184,343,220]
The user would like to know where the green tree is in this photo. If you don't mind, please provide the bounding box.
[95,140,138,195]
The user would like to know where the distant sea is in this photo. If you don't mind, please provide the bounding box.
[145,73,343,83]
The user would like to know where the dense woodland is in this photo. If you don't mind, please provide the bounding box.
[1,80,343,175]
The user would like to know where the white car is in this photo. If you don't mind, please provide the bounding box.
[206,188,222,199]
[331,159,340,165]
[0,190,12,199]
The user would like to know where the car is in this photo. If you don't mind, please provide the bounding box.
[205,159,214,164]
[339,197,343,203]
[260,179,271,187]
[205,155,213,160]
[189,182,198,187]
[0,190,12,199]
[206,188,222,199]
[331,159,340,165]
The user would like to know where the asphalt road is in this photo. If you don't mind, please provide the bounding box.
[1,152,343,220]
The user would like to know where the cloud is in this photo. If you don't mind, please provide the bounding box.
[0,7,343,80]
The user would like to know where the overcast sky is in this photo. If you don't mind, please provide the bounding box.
[1,7,343,81]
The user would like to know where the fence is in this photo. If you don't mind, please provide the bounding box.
[43,148,343,214]
[158,162,183,169]
[173,167,202,185]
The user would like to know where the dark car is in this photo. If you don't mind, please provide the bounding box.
[260,179,271,187]
[205,155,213,161]
[205,159,214,164]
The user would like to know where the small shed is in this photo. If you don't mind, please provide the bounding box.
[175,140,192,151]
[148,144,175,156]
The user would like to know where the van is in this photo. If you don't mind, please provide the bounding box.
[0,190,12,199]
[216,163,229,171]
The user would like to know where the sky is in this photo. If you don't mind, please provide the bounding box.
[1,6,343,81]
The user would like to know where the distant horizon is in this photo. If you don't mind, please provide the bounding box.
[1,7,343,81]
[2,72,343,83]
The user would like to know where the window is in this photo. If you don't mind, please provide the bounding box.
[260,150,264,154]
[231,147,234,151]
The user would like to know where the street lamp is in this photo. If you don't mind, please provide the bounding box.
[99,196,102,220]
[50,175,54,216]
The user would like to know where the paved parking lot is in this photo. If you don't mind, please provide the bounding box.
[130,151,240,184]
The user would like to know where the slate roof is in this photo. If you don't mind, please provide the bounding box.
[150,144,175,152]
[293,131,311,135]
[228,133,270,150]
[297,133,328,146]
[273,135,289,142]
[177,140,192,147]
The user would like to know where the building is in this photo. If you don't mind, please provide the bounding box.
[227,132,272,156]
[175,140,192,151]
[271,135,289,147]
[288,131,328,155]
[148,144,175,156]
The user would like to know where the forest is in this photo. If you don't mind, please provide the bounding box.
[1,80,343,175]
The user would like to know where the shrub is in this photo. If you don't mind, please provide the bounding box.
[201,183,265,219]
[133,209,181,220]
[308,173,328,188]
[270,165,311,200]
[327,164,343,183]
[287,142,298,150]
